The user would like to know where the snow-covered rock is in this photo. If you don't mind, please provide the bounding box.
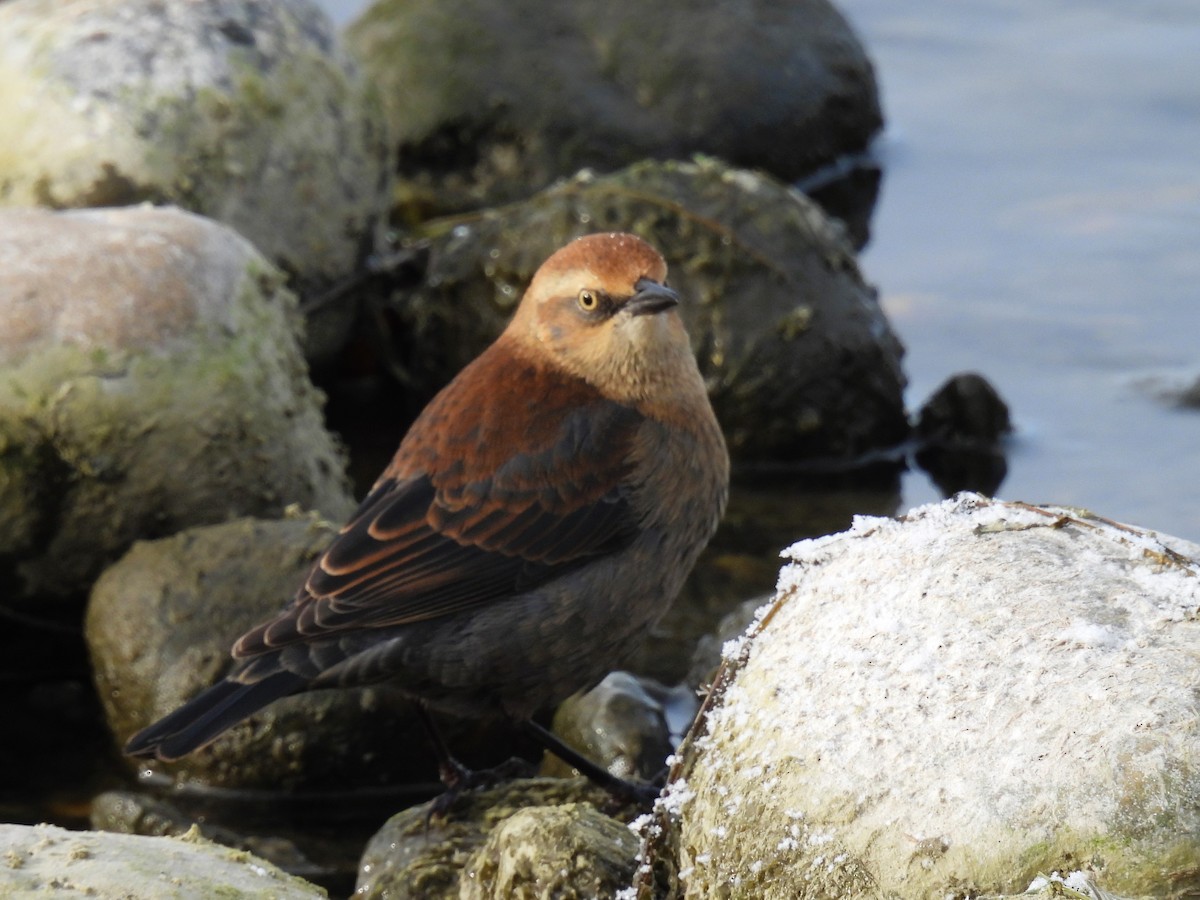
[669,495,1200,898]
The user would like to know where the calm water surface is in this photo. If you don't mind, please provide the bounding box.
[838,0,1200,540]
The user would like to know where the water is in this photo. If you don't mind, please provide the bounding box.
[837,0,1200,540]
[321,0,1200,541]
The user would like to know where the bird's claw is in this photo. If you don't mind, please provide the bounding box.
[426,755,539,825]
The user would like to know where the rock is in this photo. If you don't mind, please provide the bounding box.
[0,822,327,899]
[0,206,353,604]
[914,372,1012,496]
[1171,379,1200,408]
[89,788,368,888]
[356,778,641,899]
[462,804,640,900]
[800,162,883,251]
[544,672,696,783]
[914,372,1012,447]
[685,596,768,690]
[654,495,1200,898]
[378,158,907,463]
[1137,371,1200,410]
[87,515,434,790]
[0,0,392,361]
[347,0,882,222]
[90,790,321,877]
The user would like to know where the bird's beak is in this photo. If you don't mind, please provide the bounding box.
[627,278,680,316]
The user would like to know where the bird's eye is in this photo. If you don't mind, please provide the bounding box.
[577,289,599,312]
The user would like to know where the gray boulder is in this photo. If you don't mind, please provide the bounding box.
[0,0,392,360]
[348,0,881,221]
[0,206,353,603]
[544,671,695,783]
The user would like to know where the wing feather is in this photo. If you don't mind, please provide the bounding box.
[234,390,644,659]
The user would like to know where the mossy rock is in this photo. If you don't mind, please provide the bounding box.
[0,0,392,361]
[0,206,353,604]
[348,0,881,222]
[380,157,907,462]
[356,778,642,899]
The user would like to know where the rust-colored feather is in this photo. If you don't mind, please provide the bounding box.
[233,341,644,657]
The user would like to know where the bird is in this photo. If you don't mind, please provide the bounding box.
[124,232,729,796]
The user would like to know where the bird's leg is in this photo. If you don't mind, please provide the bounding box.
[521,719,662,807]
[414,703,536,820]
[413,701,473,792]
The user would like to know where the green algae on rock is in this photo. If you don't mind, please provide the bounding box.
[379,158,907,463]
[0,206,353,603]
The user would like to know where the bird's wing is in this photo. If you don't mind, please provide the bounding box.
[233,392,645,658]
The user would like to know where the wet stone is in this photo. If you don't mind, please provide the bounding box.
[545,671,696,783]
[356,778,642,899]
[914,372,1013,497]
[914,372,1012,447]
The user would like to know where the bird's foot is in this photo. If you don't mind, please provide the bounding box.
[426,754,538,823]
[438,754,537,792]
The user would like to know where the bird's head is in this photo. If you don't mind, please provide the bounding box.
[507,232,700,407]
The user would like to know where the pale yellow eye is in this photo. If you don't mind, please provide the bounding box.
[577,289,599,312]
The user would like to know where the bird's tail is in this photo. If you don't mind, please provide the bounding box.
[124,671,306,761]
